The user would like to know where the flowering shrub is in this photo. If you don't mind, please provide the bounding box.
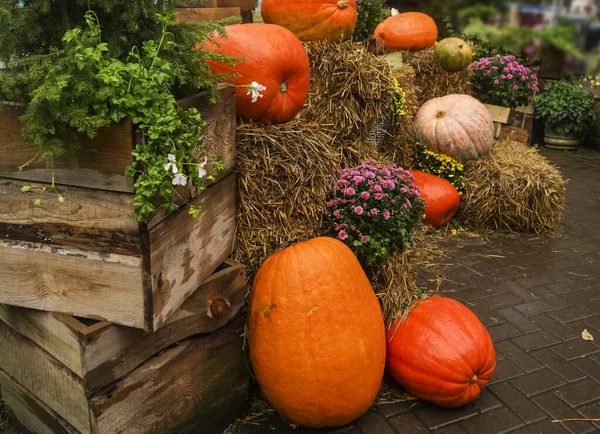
[469,55,539,109]
[415,146,465,195]
[326,161,425,265]
[392,77,407,118]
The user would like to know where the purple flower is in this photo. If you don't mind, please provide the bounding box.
[513,85,519,90]
[374,193,384,200]
[365,172,376,179]
[345,187,356,196]
[494,80,499,85]
[353,176,363,184]
[333,209,341,218]
[507,74,513,79]
[371,208,378,215]
[503,67,509,73]
[326,200,335,208]
[400,186,408,193]
[360,191,370,199]
[500,75,506,79]
[405,198,412,208]
[338,179,349,187]
[338,230,348,241]
[354,206,364,215]
[373,185,383,193]
[382,210,391,220]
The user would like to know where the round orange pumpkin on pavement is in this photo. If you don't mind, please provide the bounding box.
[408,170,460,228]
[205,24,310,124]
[248,237,386,428]
[386,296,496,408]
[261,0,358,42]
[374,12,438,51]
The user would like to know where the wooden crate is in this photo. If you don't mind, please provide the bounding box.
[0,85,238,331]
[0,261,249,434]
[484,103,533,145]
[175,6,254,23]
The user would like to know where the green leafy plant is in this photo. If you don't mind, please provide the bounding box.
[325,161,425,266]
[4,11,236,222]
[352,0,390,42]
[414,145,465,195]
[534,79,596,138]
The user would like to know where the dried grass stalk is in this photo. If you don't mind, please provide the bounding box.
[301,41,394,142]
[402,48,471,105]
[461,140,566,235]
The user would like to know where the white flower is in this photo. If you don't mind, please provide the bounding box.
[391,7,399,15]
[172,173,188,186]
[164,153,178,174]
[247,81,266,103]
[198,156,208,179]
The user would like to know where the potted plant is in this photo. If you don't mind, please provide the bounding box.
[534,79,597,150]
[470,54,539,141]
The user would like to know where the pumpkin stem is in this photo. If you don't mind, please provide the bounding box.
[337,0,350,9]
[435,110,446,119]
[469,374,478,384]
[279,81,288,93]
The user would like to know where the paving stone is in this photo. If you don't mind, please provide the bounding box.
[554,379,600,407]
[414,403,478,430]
[546,280,586,295]
[355,412,395,434]
[489,359,525,385]
[509,419,569,433]
[509,368,567,397]
[497,307,542,333]
[488,323,523,343]
[488,381,547,424]
[458,407,524,434]
[576,401,600,430]
[514,300,557,317]
[550,305,594,324]
[512,330,562,352]
[531,348,587,382]
[515,275,557,289]
[550,339,600,361]
[386,412,429,433]
[571,356,600,383]
[495,341,544,373]
[544,294,574,308]
[484,293,526,310]
[378,399,422,418]
[533,393,598,434]
[472,388,502,413]
[529,314,579,341]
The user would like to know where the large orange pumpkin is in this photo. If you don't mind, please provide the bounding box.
[374,12,438,51]
[416,94,494,163]
[408,170,460,228]
[261,0,357,42]
[386,297,496,408]
[205,24,310,124]
[249,237,386,427]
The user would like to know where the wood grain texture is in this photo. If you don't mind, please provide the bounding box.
[216,0,255,9]
[91,317,249,434]
[80,260,246,392]
[0,322,90,434]
[0,179,140,255]
[176,0,217,6]
[0,107,134,192]
[484,104,511,124]
[174,6,244,23]
[498,125,529,145]
[0,240,145,328]
[149,172,237,331]
[0,370,80,434]
[0,305,84,377]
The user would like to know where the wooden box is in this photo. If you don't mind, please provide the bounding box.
[175,6,254,23]
[0,86,237,331]
[0,261,249,434]
[484,103,534,145]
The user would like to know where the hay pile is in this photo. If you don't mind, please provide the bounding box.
[461,140,566,234]
[402,47,471,105]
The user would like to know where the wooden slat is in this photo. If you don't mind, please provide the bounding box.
[174,6,244,23]
[0,305,84,377]
[79,260,246,392]
[0,370,80,434]
[90,317,249,434]
[0,179,140,255]
[0,109,134,193]
[0,240,145,328]
[176,0,217,6]
[497,125,529,145]
[0,322,90,434]
[484,104,511,124]
[217,0,255,9]
[148,172,237,331]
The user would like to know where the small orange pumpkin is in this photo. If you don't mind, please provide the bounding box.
[374,12,438,51]
[386,297,496,408]
[408,170,460,228]
[205,24,310,124]
[248,237,386,428]
[261,0,358,42]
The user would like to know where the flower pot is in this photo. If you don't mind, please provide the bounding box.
[544,125,584,150]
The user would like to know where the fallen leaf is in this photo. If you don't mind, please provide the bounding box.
[582,329,594,341]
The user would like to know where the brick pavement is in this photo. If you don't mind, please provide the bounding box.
[234,147,600,434]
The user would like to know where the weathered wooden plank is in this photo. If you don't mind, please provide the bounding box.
[0,240,145,328]
[174,6,244,23]
[498,125,529,145]
[0,179,140,255]
[0,370,80,434]
[149,172,237,331]
[80,260,246,392]
[484,104,511,124]
[0,322,90,434]
[0,108,134,192]
[0,305,84,377]
[91,317,249,434]
[217,0,255,9]
[176,0,217,6]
